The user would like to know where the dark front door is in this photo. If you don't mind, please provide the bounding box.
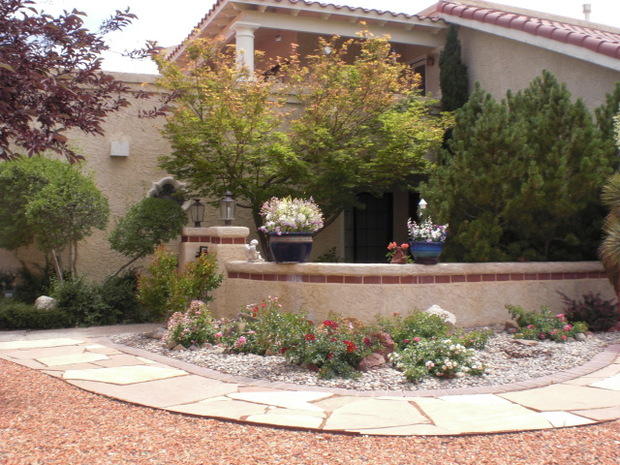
[345,193,393,263]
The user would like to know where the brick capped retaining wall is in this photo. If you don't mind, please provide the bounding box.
[223,261,615,327]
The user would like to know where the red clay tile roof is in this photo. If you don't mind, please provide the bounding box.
[437,0,620,59]
[167,0,442,61]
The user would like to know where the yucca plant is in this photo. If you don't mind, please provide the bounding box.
[600,116,620,296]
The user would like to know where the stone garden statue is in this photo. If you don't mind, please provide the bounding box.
[245,239,264,262]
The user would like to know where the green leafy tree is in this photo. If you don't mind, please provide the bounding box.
[0,157,109,279]
[109,197,186,276]
[287,35,449,225]
[156,35,448,256]
[156,38,300,256]
[439,25,469,111]
[423,71,612,262]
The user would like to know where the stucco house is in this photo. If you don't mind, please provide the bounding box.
[1,0,619,279]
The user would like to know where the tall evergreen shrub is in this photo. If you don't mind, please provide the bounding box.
[423,71,613,262]
[439,25,469,111]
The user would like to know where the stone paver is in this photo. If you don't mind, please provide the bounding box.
[91,354,150,368]
[67,375,238,408]
[571,406,620,421]
[246,413,324,429]
[36,352,108,367]
[1,328,618,437]
[227,391,332,412]
[0,338,83,350]
[324,398,429,431]
[590,374,620,391]
[499,384,620,411]
[168,398,267,419]
[2,345,88,360]
[62,365,187,385]
[539,411,594,427]
[412,395,552,434]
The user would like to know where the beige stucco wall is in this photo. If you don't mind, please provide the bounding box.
[458,28,620,109]
[0,72,259,281]
[222,261,614,327]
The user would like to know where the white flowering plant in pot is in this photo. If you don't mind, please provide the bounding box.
[258,196,324,235]
[407,217,448,243]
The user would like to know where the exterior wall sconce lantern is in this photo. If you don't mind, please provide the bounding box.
[219,191,236,226]
[190,199,205,227]
[418,198,428,218]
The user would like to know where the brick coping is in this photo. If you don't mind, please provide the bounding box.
[227,270,608,285]
[103,338,620,398]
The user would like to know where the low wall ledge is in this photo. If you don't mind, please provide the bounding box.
[225,261,605,277]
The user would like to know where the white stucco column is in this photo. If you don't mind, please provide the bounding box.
[233,22,260,74]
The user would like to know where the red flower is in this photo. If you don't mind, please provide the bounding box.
[326,353,334,360]
[280,347,289,354]
[343,340,357,353]
[400,243,409,249]
[402,339,410,344]
[304,333,316,341]
[363,337,371,346]
[323,320,338,329]
[387,242,398,250]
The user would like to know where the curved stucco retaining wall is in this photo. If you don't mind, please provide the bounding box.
[223,261,615,327]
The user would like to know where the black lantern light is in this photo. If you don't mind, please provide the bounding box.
[219,191,235,226]
[190,199,205,227]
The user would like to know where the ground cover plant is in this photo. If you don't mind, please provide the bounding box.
[506,304,588,342]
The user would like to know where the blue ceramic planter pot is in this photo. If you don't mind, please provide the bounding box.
[269,232,313,263]
[409,241,444,265]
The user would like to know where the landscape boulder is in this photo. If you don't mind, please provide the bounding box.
[34,295,57,311]
[424,304,457,327]
[358,353,386,371]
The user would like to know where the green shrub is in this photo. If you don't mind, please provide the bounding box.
[220,296,313,355]
[167,253,223,315]
[109,197,186,276]
[165,300,216,348]
[374,311,451,350]
[137,247,178,321]
[560,292,620,332]
[507,304,588,342]
[389,338,484,382]
[138,248,223,320]
[51,277,118,327]
[12,264,54,304]
[100,271,143,323]
[284,316,381,379]
[0,299,73,330]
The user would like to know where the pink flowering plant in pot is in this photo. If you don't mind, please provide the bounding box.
[506,304,588,342]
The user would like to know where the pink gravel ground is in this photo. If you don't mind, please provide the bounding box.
[1,358,618,465]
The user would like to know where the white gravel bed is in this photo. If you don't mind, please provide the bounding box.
[111,331,620,392]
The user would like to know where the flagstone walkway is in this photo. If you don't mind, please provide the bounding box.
[1,325,619,436]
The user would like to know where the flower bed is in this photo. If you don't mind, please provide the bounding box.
[112,296,619,391]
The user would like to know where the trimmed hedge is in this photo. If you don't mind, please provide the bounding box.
[0,299,73,330]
